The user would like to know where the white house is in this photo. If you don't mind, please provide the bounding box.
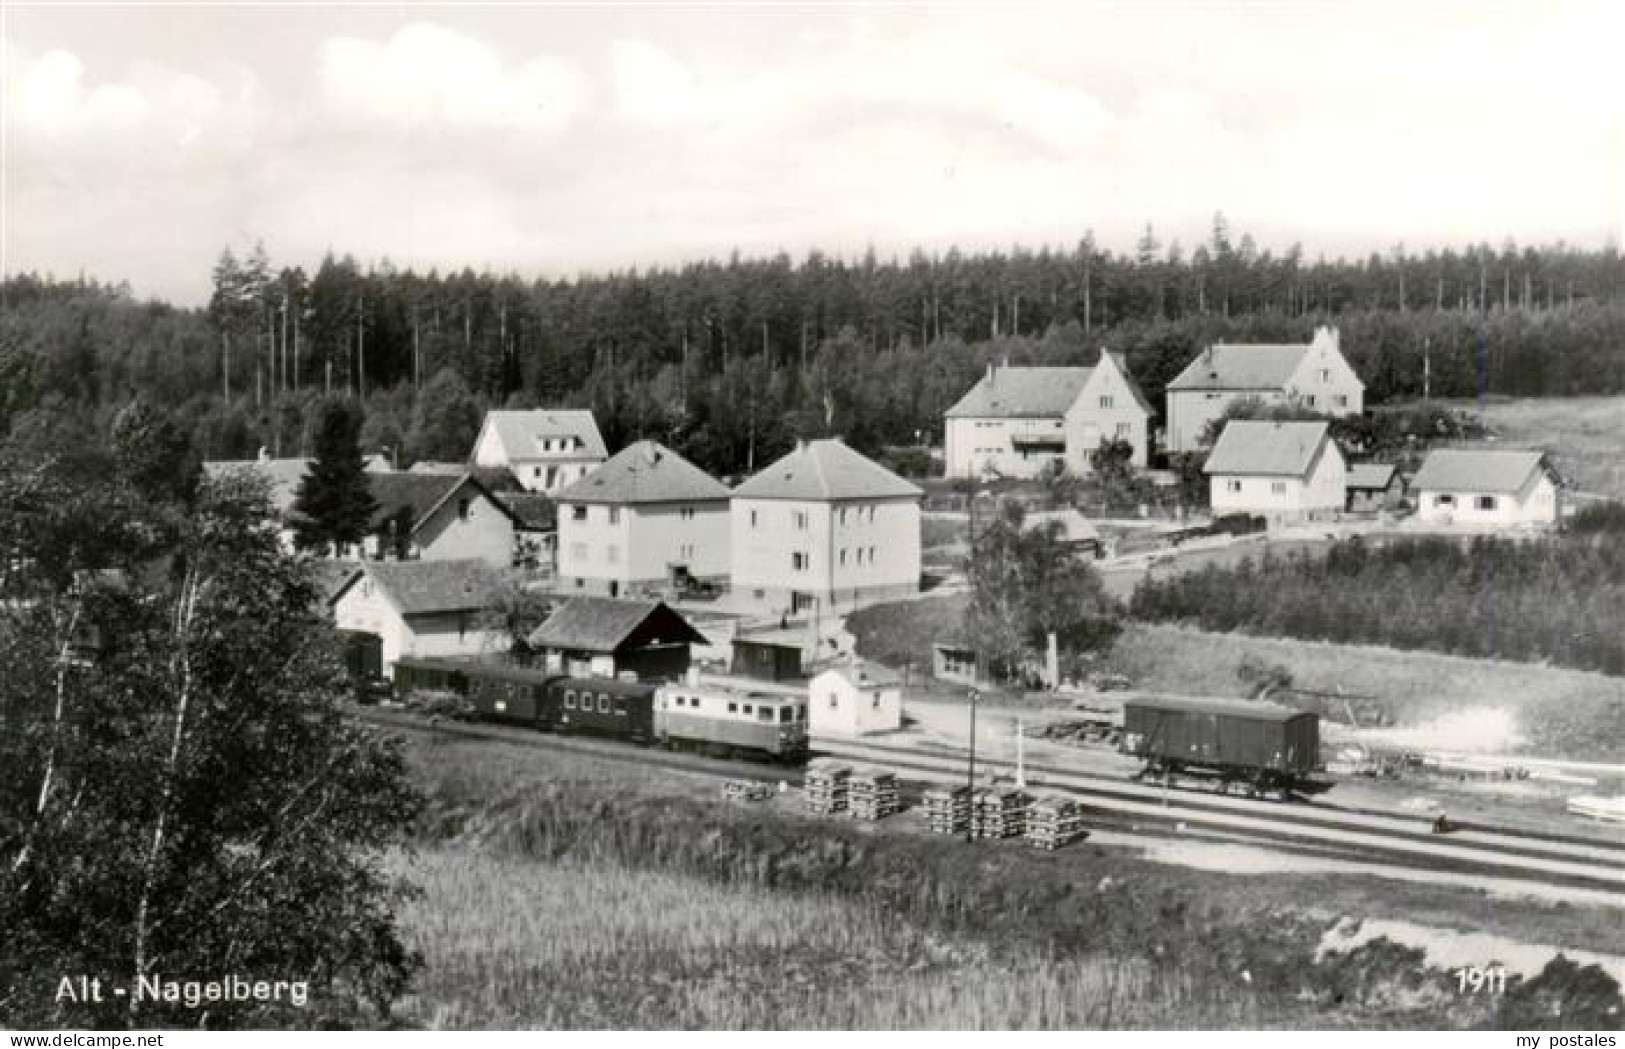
[555,440,731,598]
[472,409,607,493]
[808,661,904,738]
[1165,326,1365,452]
[731,438,923,616]
[366,472,520,567]
[329,560,508,678]
[1410,449,1561,528]
[944,350,1153,479]
[1203,420,1347,523]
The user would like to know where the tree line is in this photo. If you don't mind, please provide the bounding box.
[4,221,1625,478]
[1128,531,1625,675]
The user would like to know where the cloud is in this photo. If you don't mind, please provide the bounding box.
[319,22,586,134]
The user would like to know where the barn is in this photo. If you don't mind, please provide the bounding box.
[527,596,708,682]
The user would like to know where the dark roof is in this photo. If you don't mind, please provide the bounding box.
[1411,449,1552,494]
[1347,463,1398,490]
[495,491,558,530]
[528,596,708,653]
[1203,420,1333,478]
[332,559,506,615]
[732,438,922,501]
[310,559,364,604]
[556,440,730,504]
[1124,694,1313,723]
[368,472,518,532]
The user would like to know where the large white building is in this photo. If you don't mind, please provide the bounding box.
[730,438,922,617]
[1165,326,1365,453]
[555,440,732,599]
[1411,449,1561,528]
[472,409,607,493]
[943,351,1152,479]
[1203,420,1347,523]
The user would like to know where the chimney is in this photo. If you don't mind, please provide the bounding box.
[986,360,995,384]
[258,446,270,462]
[796,438,808,453]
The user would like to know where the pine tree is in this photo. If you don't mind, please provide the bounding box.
[291,398,376,555]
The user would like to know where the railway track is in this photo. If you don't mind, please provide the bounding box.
[356,707,1625,895]
[814,737,1625,894]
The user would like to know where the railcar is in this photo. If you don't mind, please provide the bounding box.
[1119,695,1327,798]
[655,678,808,761]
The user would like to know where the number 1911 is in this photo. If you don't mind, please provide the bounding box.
[1455,965,1509,993]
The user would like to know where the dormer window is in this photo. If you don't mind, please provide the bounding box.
[1099,395,1113,409]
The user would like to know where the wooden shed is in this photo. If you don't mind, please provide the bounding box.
[528,596,708,682]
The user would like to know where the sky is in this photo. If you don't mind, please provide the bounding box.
[3,1,1623,306]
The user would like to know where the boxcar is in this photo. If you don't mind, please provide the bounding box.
[541,676,658,743]
[654,679,808,761]
[1120,695,1320,797]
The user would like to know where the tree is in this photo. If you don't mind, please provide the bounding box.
[963,502,1120,685]
[0,469,420,1028]
[406,368,483,464]
[111,398,201,508]
[1088,438,1136,509]
[291,398,377,555]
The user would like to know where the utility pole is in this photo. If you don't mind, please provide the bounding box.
[292,307,301,389]
[356,294,366,398]
[222,333,231,400]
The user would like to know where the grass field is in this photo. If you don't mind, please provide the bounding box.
[1430,396,1625,501]
[387,733,1624,1029]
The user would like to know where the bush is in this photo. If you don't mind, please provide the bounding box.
[1568,500,1625,535]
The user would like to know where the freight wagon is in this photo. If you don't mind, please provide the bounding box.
[1120,695,1326,798]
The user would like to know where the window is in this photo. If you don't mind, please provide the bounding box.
[750,509,758,528]
[1305,395,1317,408]
[1435,494,1456,507]
[614,697,627,715]
[1271,481,1287,495]
[868,546,876,563]
[839,549,847,566]
[598,694,611,713]
[564,690,576,710]
[779,706,794,724]
[1334,395,1348,408]
[673,695,684,708]
[828,692,839,709]
[742,704,754,716]
[1099,395,1114,409]
[571,505,587,522]
[680,507,694,521]
[794,510,808,530]
[690,696,701,711]
[727,702,738,714]
[569,542,587,561]
[1319,368,1330,382]
[575,578,585,589]
[533,467,542,478]
[867,506,875,523]
[606,545,620,565]
[1116,422,1131,438]
[1226,480,1242,493]
[458,498,471,521]
[545,466,559,488]
[1476,495,1498,511]
[792,552,808,571]
[758,707,774,722]
[839,508,847,525]
[608,507,621,524]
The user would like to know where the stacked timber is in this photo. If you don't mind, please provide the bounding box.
[1025,794,1089,850]
[804,763,852,816]
[723,779,774,804]
[972,788,1031,839]
[921,785,972,835]
[849,770,901,821]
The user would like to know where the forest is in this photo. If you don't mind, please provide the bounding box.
[3,217,1625,477]
[1128,525,1625,676]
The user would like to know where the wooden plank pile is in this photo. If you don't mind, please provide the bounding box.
[972,787,1031,840]
[921,785,971,835]
[723,779,775,803]
[803,763,852,816]
[1025,794,1089,850]
[848,770,901,821]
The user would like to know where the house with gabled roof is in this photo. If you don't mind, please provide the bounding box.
[204,450,390,550]
[731,437,923,616]
[944,350,1153,479]
[329,559,508,677]
[1345,463,1404,513]
[1411,449,1560,528]
[472,409,607,493]
[1165,326,1364,452]
[366,472,520,568]
[1203,420,1347,523]
[528,596,708,681]
[555,440,732,598]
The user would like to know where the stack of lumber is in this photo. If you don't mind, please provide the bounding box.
[972,788,1031,840]
[1025,794,1090,850]
[723,779,774,803]
[921,785,972,835]
[803,763,852,816]
[848,770,901,821]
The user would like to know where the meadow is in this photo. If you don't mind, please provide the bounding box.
[387,733,1624,1029]
[1436,395,1625,501]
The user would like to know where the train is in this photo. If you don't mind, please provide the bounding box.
[391,656,809,762]
[1119,694,1330,799]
